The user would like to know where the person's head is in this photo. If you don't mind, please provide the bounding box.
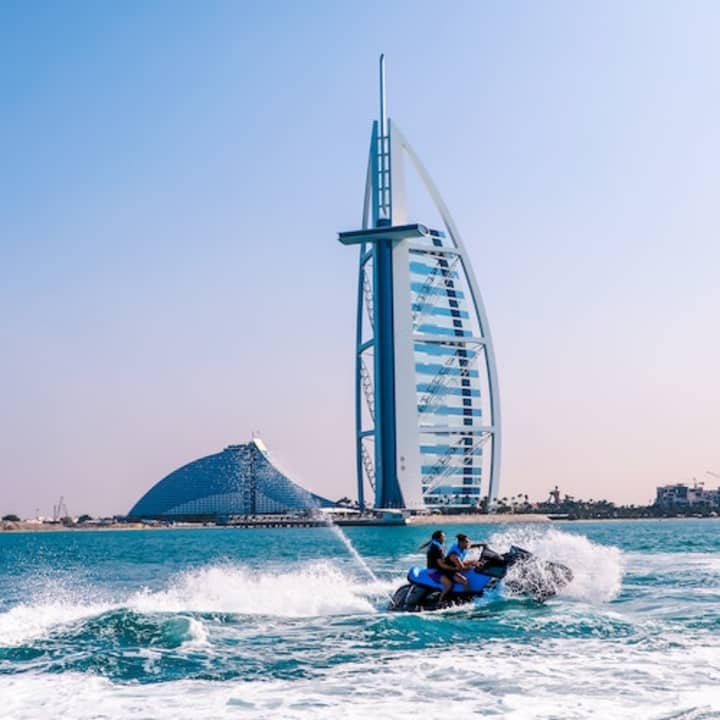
[456,533,471,549]
[419,529,446,550]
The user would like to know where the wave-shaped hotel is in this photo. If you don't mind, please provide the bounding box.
[128,438,332,521]
[338,56,501,512]
[128,57,501,521]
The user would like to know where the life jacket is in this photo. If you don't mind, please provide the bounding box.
[426,539,445,569]
[447,543,467,564]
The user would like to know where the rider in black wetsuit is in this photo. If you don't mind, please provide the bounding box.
[421,530,456,604]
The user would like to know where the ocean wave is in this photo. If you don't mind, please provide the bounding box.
[0,561,379,649]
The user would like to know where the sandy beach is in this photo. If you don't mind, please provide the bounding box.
[406,513,552,525]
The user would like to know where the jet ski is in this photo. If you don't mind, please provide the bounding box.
[388,544,573,612]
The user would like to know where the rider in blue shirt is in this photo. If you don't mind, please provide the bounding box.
[445,533,481,591]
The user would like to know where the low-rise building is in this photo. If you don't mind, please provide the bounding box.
[655,482,720,508]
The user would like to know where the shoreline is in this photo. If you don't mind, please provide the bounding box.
[2,514,717,533]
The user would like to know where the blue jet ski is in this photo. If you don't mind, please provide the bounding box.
[388,544,573,612]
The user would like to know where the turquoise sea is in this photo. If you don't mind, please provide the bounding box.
[1,520,719,719]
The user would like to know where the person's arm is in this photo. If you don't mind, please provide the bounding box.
[437,556,458,572]
[448,551,478,570]
[445,552,469,570]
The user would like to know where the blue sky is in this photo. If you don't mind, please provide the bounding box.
[1,1,719,516]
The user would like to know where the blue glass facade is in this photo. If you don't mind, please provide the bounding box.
[128,439,333,520]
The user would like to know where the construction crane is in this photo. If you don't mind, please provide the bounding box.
[52,496,69,523]
[707,470,720,481]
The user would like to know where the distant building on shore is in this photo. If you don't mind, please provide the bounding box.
[128,437,333,522]
[655,482,720,509]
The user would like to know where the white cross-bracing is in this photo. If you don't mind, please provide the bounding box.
[360,440,376,491]
[361,262,375,330]
[416,344,482,414]
[411,251,464,329]
[421,432,491,492]
[359,356,375,422]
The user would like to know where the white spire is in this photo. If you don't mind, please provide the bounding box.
[379,54,387,137]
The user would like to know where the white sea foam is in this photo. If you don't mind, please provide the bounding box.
[2,635,720,720]
[0,598,114,647]
[625,551,720,578]
[486,525,625,602]
[178,617,210,652]
[128,561,378,617]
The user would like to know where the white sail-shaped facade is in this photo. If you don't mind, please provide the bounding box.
[339,57,501,511]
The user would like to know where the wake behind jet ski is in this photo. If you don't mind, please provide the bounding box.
[389,533,573,612]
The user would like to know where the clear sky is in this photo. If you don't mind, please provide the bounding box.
[1,1,719,517]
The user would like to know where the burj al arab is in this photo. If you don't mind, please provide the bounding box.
[338,56,502,512]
